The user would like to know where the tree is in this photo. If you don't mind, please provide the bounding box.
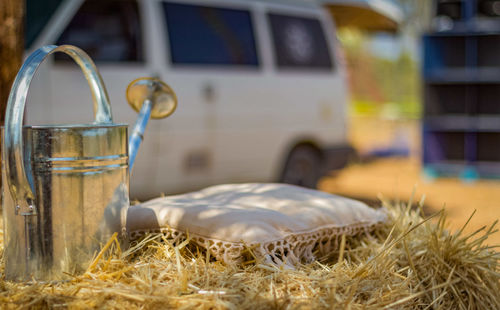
[396,0,433,35]
[1,0,24,125]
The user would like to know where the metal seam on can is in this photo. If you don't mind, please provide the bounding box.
[34,163,128,173]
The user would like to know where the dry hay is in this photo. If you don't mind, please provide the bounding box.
[0,196,499,309]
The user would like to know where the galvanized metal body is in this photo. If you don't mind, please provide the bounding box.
[2,45,129,281]
[2,125,128,280]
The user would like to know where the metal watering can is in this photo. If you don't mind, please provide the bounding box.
[2,45,177,281]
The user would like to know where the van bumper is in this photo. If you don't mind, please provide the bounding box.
[323,144,357,172]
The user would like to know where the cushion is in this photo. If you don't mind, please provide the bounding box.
[126,183,387,267]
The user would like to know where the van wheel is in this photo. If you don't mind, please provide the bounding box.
[280,146,322,189]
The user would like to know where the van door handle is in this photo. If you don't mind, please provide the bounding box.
[202,83,216,103]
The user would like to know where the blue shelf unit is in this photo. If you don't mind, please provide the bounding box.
[423,0,500,179]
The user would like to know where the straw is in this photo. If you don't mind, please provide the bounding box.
[0,199,498,309]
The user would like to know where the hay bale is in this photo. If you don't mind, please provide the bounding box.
[0,199,498,309]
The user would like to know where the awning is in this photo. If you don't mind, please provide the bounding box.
[320,0,404,32]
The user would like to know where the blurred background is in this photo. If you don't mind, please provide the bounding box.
[1,0,499,244]
[321,0,500,246]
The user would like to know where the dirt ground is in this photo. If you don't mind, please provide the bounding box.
[319,116,500,246]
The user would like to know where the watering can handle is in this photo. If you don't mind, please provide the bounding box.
[3,45,113,215]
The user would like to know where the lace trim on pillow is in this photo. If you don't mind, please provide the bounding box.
[129,221,382,268]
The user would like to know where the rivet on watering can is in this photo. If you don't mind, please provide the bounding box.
[21,205,36,216]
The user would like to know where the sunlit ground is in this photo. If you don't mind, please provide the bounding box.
[319,116,500,246]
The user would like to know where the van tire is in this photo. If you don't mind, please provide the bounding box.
[280,145,322,189]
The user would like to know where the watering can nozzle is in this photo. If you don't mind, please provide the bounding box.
[126,77,177,169]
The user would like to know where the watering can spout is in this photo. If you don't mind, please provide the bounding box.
[126,78,177,170]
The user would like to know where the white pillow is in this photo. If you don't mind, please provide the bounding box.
[126,183,387,267]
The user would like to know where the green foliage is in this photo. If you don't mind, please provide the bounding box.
[338,29,421,119]
[336,0,433,119]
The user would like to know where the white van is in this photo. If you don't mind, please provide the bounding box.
[25,0,400,199]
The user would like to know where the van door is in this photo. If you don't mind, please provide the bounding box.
[43,0,149,124]
[26,0,166,198]
[255,2,352,185]
[158,0,267,190]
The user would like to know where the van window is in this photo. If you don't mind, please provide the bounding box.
[26,0,64,49]
[163,2,259,67]
[268,13,333,70]
[55,0,143,63]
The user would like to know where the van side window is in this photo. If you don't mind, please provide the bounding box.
[26,0,64,49]
[267,13,333,70]
[55,0,143,63]
[163,2,259,67]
